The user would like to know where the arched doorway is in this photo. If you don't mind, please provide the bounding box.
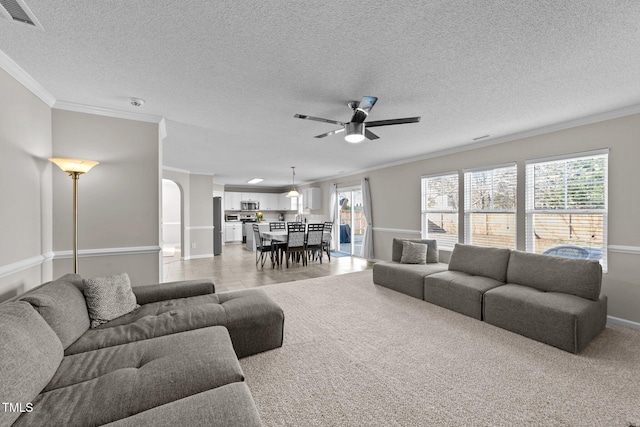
[162,179,183,262]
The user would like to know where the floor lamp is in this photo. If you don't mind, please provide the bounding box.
[49,157,99,274]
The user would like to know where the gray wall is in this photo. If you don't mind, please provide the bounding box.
[162,170,214,259]
[315,113,640,324]
[0,68,53,300]
[0,65,163,296]
[50,109,161,285]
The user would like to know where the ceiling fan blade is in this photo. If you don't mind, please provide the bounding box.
[365,129,379,140]
[365,116,421,128]
[294,114,345,126]
[314,128,345,138]
[358,96,378,114]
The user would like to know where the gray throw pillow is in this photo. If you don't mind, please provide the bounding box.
[400,241,428,264]
[83,273,139,328]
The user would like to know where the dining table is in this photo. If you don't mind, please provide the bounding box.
[261,227,331,267]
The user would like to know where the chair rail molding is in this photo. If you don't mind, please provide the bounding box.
[0,252,54,279]
[372,227,421,235]
[608,245,640,255]
[53,246,162,259]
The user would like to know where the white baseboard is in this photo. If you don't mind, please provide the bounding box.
[607,315,640,330]
[184,253,214,260]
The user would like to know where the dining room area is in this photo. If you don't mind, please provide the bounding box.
[253,221,336,269]
[163,239,370,293]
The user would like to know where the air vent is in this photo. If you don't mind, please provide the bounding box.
[0,0,43,29]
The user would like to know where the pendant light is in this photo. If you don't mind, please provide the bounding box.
[285,166,300,198]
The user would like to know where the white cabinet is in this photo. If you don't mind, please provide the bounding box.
[224,223,242,242]
[226,192,284,211]
[278,193,299,211]
[224,192,242,211]
[240,192,260,202]
[261,193,278,210]
[302,188,322,210]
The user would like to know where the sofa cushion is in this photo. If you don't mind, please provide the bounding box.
[392,238,439,263]
[15,327,244,426]
[424,270,505,320]
[132,278,215,305]
[448,244,511,282]
[506,250,602,301]
[19,273,90,349]
[400,241,427,264]
[101,383,262,427]
[483,284,608,353]
[84,272,139,328]
[64,288,284,358]
[373,261,448,300]
[0,302,63,427]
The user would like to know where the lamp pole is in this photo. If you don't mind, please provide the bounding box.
[71,171,80,273]
[49,158,99,275]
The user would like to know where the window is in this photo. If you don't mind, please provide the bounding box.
[421,173,459,248]
[526,151,608,270]
[464,164,517,249]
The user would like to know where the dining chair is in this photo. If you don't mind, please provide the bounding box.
[269,222,286,266]
[306,223,325,263]
[253,224,274,268]
[284,222,306,267]
[322,221,333,262]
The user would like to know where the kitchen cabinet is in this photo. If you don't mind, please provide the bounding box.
[302,188,322,210]
[260,193,278,210]
[226,192,283,211]
[278,193,299,211]
[224,223,243,242]
[240,192,259,202]
[224,192,242,211]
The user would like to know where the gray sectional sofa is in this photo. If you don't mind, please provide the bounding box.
[373,240,607,353]
[1,273,285,427]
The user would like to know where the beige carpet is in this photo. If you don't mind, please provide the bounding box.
[240,270,640,427]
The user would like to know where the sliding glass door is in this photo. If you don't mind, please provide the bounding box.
[337,187,364,256]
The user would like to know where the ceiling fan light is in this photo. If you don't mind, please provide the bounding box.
[345,122,365,143]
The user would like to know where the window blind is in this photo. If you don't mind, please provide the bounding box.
[464,164,517,249]
[525,152,608,270]
[421,173,459,248]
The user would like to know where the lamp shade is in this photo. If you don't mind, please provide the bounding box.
[286,189,300,198]
[285,166,300,198]
[49,158,99,174]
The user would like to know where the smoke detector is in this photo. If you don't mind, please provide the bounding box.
[130,97,145,107]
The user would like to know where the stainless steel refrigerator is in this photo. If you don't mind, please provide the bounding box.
[213,197,222,255]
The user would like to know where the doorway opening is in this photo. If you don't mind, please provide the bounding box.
[162,179,182,263]
[337,186,364,256]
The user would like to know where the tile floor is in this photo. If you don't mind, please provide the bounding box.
[163,243,371,293]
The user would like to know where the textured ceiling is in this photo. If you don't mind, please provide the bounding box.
[1,1,640,187]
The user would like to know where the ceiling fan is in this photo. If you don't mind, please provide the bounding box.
[294,96,421,143]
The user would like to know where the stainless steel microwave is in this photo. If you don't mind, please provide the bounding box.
[225,214,240,222]
[241,200,259,211]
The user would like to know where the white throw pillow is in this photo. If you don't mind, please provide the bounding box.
[83,272,139,328]
[400,241,428,264]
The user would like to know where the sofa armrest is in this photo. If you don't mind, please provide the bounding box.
[132,278,215,305]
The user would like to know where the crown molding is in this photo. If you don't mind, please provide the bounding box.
[163,165,192,174]
[0,48,56,106]
[53,100,163,123]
